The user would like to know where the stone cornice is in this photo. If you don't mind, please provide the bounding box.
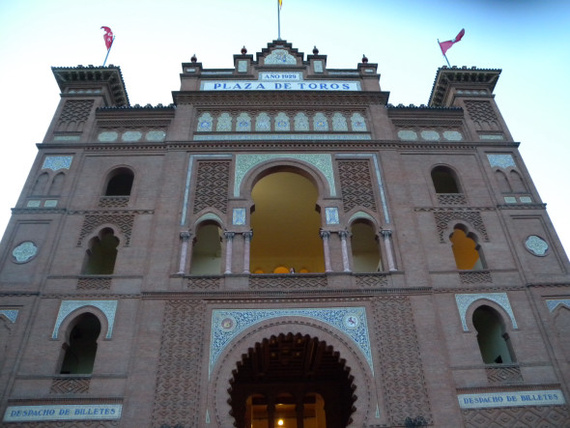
[497,203,547,210]
[429,66,502,107]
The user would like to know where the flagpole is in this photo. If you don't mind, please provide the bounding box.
[437,39,451,67]
[277,0,281,40]
[103,36,115,67]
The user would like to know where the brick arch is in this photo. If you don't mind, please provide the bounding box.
[211,318,375,427]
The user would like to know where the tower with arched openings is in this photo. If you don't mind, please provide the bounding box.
[0,40,568,427]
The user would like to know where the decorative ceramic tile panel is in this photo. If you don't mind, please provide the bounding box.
[232,208,246,226]
[234,153,336,197]
[455,293,517,331]
[325,207,340,224]
[487,154,516,169]
[52,300,118,339]
[421,130,440,141]
[98,131,119,142]
[197,112,213,132]
[236,113,251,132]
[255,112,271,131]
[44,200,58,208]
[332,112,348,131]
[146,130,166,141]
[443,130,463,141]
[525,235,549,256]
[275,112,290,131]
[238,60,248,73]
[0,309,19,323]
[12,241,37,263]
[122,131,142,142]
[264,49,296,65]
[216,113,233,132]
[209,307,373,376]
[519,196,532,203]
[42,156,73,171]
[350,113,367,131]
[294,112,310,131]
[194,133,372,141]
[546,299,570,312]
[313,112,329,131]
[504,197,517,204]
[398,130,418,141]
[314,60,323,73]
[26,200,41,208]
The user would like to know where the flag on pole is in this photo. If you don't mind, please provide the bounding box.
[279,0,282,9]
[438,28,465,56]
[101,26,114,50]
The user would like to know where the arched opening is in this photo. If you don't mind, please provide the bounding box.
[509,170,527,193]
[449,225,485,270]
[48,172,65,196]
[104,168,134,196]
[495,170,511,193]
[82,228,119,275]
[190,222,222,275]
[431,166,460,194]
[59,313,101,374]
[350,221,382,272]
[250,171,324,273]
[31,172,49,196]
[473,305,515,364]
[229,333,356,428]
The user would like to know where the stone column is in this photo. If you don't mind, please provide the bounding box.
[178,232,191,275]
[224,232,235,274]
[339,230,351,272]
[320,230,332,273]
[242,230,253,274]
[381,230,397,271]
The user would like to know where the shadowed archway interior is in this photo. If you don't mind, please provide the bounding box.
[228,333,356,428]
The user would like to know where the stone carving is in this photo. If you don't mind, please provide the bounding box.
[151,300,205,427]
[249,275,327,290]
[459,271,493,284]
[455,293,517,331]
[371,296,433,426]
[465,100,500,131]
[354,274,389,287]
[57,100,94,132]
[77,277,112,290]
[485,365,523,384]
[50,377,90,394]
[461,405,569,427]
[78,214,134,246]
[434,210,488,242]
[193,160,230,214]
[338,160,377,212]
[42,156,73,171]
[187,277,222,289]
[209,306,373,377]
[525,235,549,256]
[52,300,118,339]
[98,196,129,208]
[264,48,296,65]
[437,193,467,206]
[12,241,38,263]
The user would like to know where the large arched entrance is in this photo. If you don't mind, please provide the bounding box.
[228,333,356,428]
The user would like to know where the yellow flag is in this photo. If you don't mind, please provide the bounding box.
[279,0,282,9]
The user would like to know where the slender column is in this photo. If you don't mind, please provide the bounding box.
[381,230,397,271]
[320,230,332,273]
[178,232,191,275]
[339,230,351,272]
[224,231,235,274]
[242,230,253,274]
[296,396,305,428]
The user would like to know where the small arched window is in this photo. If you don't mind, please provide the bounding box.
[82,228,119,275]
[48,172,65,196]
[473,305,515,364]
[190,222,222,275]
[495,170,511,193]
[450,225,485,270]
[431,166,460,194]
[104,168,134,196]
[509,170,527,193]
[60,313,101,374]
[350,221,382,272]
[31,172,49,196]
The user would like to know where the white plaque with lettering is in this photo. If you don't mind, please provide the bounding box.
[4,404,122,422]
[201,81,361,91]
[458,390,565,409]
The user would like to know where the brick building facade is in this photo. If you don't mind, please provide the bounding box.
[0,40,568,427]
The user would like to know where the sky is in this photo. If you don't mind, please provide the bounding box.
[0,0,569,256]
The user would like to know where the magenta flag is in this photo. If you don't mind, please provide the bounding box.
[101,26,114,50]
[439,28,465,55]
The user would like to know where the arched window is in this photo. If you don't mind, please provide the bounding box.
[449,225,485,270]
[59,313,101,374]
[509,170,527,193]
[31,172,49,196]
[250,171,323,273]
[473,305,515,364]
[350,221,382,272]
[104,168,134,196]
[48,172,65,196]
[495,170,511,193]
[82,228,119,275]
[431,166,460,193]
[190,222,222,275]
